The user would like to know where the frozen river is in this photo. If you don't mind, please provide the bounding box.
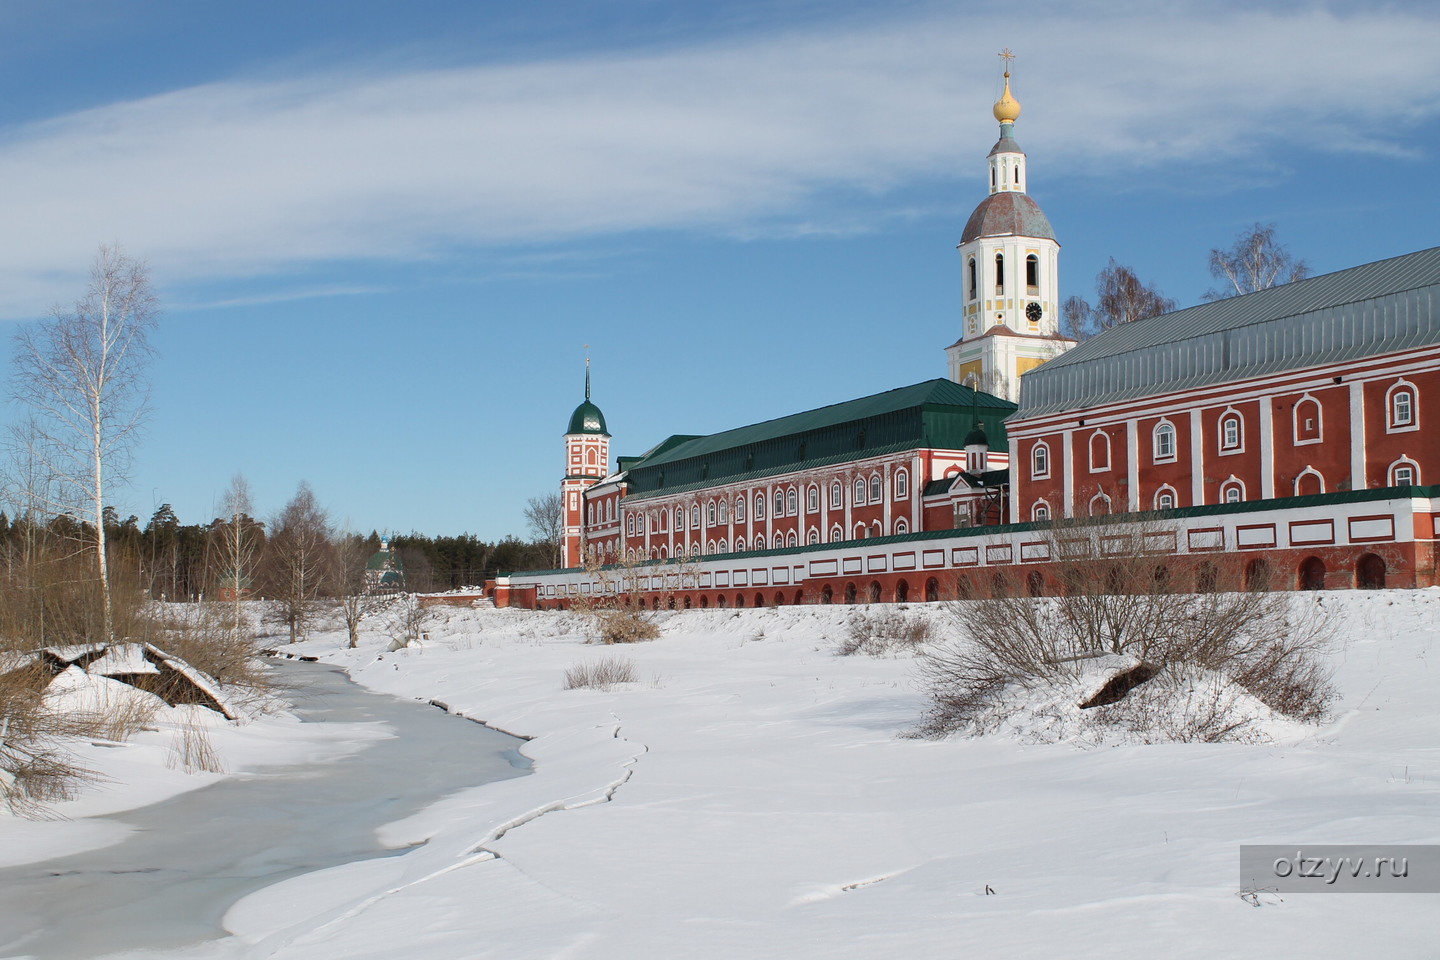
[0,659,529,960]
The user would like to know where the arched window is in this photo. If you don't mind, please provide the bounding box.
[786,530,797,547]
[718,499,728,523]
[754,493,765,520]
[773,489,784,515]
[1388,381,1418,431]
[1294,468,1325,497]
[1154,486,1177,511]
[1153,421,1177,462]
[1032,500,1051,521]
[895,469,909,499]
[868,475,881,502]
[786,487,798,515]
[1089,493,1112,516]
[1294,395,1322,444]
[830,525,843,542]
[586,448,597,465]
[806,485,819,512]
[854,479,866,504]
[967,257,977,301]
[1025,253,1039,295]
[707,501,716,525]
[1220,478,1245,503]
[808,528,820,545]
[994,252,1005,295]
[706,540,715,554]
[1389,458,1420,487]
[870,521,882,537]
[1031,441,1050,479]
[626,514,635,535]
[691,505,700,527]
[717,538,728,553]
[1219,411,1243,452]
[1089,431,1110,472]
[854,523,867,539]
[895,518,909,534]
[734,497,745,522]
[773,532,784,549]
[830,482,842,508]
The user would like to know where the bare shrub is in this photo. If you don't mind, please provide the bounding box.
[149,602,268,694]
[0,659,95,814]
[564,656,638,690]
[838,609,932,656]
[916,521,1334,739]
[572,550,676,645]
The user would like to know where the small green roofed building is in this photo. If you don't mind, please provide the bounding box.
[570,378,1018,566]
[366,538,405,593]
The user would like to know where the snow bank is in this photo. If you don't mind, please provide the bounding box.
[7,591,1439,958]
[220,592,1438,959]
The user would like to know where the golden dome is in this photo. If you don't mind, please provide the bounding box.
[992,71,1021,123]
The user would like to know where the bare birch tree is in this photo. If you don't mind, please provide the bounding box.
[266,482,331,643]
[10,246,158,640]
[209,474,263,643]
[1062,258,1176,340]
[1204,223,1308,301]
[333,531,375,648]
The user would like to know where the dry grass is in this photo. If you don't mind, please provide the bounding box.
[167,713,224,774]
[837,609,933,656]
[564,655,638,690]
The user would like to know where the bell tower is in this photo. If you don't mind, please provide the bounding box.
[946,51,1072,400]
[561,358,610,568]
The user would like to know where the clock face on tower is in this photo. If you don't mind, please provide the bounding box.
[1025,301,1043,323]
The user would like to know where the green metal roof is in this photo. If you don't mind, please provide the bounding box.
[620,379,1015,498]
[567,399,609,436]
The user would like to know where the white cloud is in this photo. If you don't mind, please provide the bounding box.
[0,2,1436,316]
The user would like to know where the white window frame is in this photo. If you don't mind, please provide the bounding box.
[754,493,765,520]
[1294,467,1326,496]
[868,475,881,503]
[1031,441,1051,479]
[1088,493,1112,516]
[1031,499,1052,522]
[1153,420,1177,463]
[854,479,867,505]
[1154,485,1178,511]
[735,497,745,523]
[1218,409,1244,454]
[807,485,819,512]
[1089,430,1111,473]
[1220,478,1245,504]
[1387,380,1419,433]
[895,469,909,499]
[830,482,843,509]
[1389,458,1420,487]
[1292,394,1323,446]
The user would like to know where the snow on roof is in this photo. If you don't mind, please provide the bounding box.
[86,643,160,677]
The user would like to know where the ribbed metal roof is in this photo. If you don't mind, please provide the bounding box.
[1017,246,1440,417]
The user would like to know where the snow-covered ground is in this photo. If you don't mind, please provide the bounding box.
[6,590,1439,958]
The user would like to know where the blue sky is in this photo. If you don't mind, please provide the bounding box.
[1,0,1438,539]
